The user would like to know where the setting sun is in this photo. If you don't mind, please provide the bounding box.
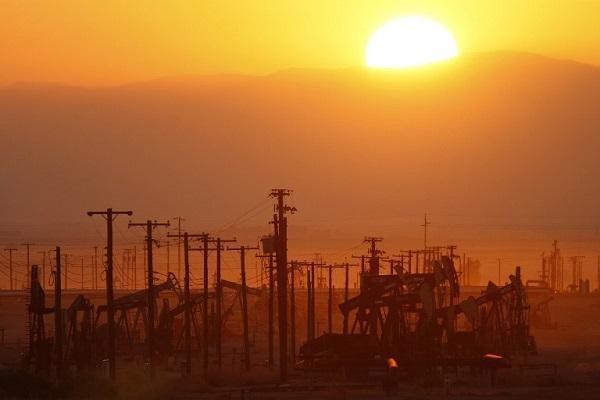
[366,16,459,68]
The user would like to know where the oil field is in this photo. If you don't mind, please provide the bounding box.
[0,189,599,399]
[3,2,600,399]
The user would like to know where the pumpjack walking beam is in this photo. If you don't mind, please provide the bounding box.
[228,245,259,371]
[128,219,170,380]
[87,208,132,382]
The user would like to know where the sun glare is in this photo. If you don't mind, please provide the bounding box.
[366,16,459,68]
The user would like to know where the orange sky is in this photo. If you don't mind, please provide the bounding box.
[1,1,600,86]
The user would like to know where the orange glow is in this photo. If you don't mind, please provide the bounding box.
[1,1,600,85]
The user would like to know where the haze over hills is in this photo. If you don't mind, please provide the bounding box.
[2,51,600,280]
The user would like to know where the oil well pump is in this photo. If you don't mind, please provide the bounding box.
[299,240,536,377]
[94,272,181,357]
[26,265,54,373]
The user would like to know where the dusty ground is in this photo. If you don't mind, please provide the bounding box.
[1,289,600,399]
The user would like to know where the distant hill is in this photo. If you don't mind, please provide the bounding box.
[1,52,600,247]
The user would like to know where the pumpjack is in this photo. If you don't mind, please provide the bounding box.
[299,247,536,375]
[94,272,181,356]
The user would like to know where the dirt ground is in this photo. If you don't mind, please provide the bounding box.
[1,289,600,399]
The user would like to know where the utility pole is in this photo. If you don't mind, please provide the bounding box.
[129,219,170,380]
[324,264,349,333]
[37,251,46,290]
[307,262,313,341]
[168,232,206,377]
[132,246,137,289]
[4,248,17,290]
[421,214,430,249]
[363,237,384,275]
[213,237,236,370]
[270,188,296,382]
[189,234,215,379]
[300,260,326,341]
[228,245,259,371]
[497,258,504,284]
[166,239,170,275]
[268,253,274,367]
[328,264,333,333]
[53,246,62,377]
[22,243,34,288]
[344,262,349,333]
[173,217,185,279]
[308,263,314,340]
[256,250,275,368]
[288,261,299,364]
[94,246,98,290]
[87,208,133,382]
[201,235,211,376]
[63,253,70,290]
[341,262,358,334]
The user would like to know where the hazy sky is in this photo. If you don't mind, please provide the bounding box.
[1,1,600,86]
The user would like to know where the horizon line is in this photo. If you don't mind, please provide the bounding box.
[2,50,599,90]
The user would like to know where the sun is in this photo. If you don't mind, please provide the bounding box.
[366,16,459,68]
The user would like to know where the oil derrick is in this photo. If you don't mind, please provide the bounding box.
[87,208,133,382]
[270,188,296,382]
[128,219,170,379]
[27,264,53,373]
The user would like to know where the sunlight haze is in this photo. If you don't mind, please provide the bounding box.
[1,1,600,85]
